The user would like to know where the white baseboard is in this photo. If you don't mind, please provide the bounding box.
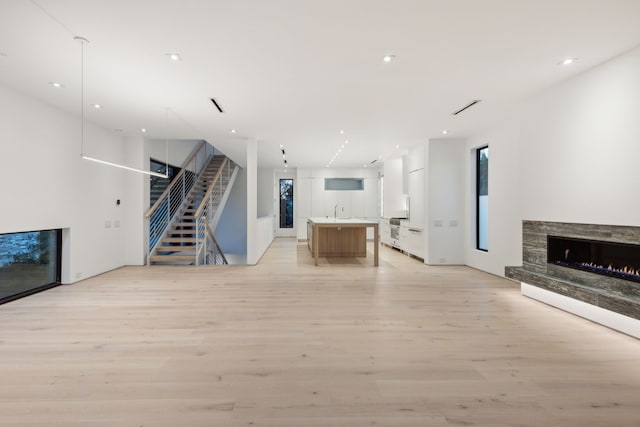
[521,282,640,339]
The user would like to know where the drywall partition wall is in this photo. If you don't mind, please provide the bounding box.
[0,83,129,283]
[256,216,275,261]
[246,139,258,265]
[465,123,522,277]
[147,139,203,168]
[257,168,275,218]
[464,45,640,278]
[123,135,147,266]
[215,167,248,257]
[519,46,640,226]
[296,167,379,240]
[426,139,465,265]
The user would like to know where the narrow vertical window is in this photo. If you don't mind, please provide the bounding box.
[476,146,489,251]
[279,178,294,228]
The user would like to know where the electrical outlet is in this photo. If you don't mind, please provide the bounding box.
[434,220,443,227]
[449,219,458,227]
[439,258,446,264]
[105,220,111,228]
[75,272,81,279]
[114,220,120,228]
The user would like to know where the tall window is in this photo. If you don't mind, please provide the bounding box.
[476,146,489,251]
[0,229,61,304]
[279,178,294,228]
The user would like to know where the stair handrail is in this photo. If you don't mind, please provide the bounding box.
[194,158,235,265]
[193,157,230,219]
[145,140,206,219]
[198,221,228,265]
[145,140,213,261]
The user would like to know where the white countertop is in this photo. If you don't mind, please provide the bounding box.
[307,217,378,225]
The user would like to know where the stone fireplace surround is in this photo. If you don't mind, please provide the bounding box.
[505,220,640,338]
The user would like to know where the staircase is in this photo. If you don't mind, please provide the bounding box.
[148,155,233,265]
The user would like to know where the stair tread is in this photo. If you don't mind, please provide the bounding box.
[149,255,195,262]
[162,237,197,243]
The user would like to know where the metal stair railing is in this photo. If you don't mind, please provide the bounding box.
[199,222,228,265]
[144,141,213,263]
[194,158,235,265]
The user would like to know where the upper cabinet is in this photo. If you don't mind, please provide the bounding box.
[382,156,407,218]
[407,143,426,228]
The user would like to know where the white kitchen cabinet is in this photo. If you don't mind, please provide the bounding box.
[400,224,425,259]
[408,168,424,229]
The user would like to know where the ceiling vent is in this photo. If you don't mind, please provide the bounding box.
[370,159,378,164]
[209,98,224,113]
[452,99,481,116]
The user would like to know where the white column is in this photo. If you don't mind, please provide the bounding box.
[246,138,258,264]
[123,134,147,265]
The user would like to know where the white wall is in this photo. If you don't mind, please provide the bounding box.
[147,139,202,170]
[296,167,379,239]
[215,167,248,256]
[258,168,275,218]
[256,216,275,262]
[464,46,640,277]
[0,83,133,283]
[123,135,147,266]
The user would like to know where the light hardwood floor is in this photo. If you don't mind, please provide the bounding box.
[1,238,639,426]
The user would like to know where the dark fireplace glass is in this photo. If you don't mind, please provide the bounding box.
[547,235,640,283]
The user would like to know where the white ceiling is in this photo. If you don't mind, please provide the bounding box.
[1,0,640,169]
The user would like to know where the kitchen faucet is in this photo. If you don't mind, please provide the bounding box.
[334,204,343,219]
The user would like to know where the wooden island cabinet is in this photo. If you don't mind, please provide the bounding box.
[307,217,379,266]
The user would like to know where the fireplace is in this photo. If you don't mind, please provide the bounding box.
[505,221,640,337]
[548,235,640,284]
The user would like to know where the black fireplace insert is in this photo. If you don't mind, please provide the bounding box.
[547,235,640,283]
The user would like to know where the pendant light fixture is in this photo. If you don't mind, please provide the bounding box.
[75,36,168,178]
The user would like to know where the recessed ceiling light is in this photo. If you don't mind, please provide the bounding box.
[141,128,147,133]
[442,130,448,135]
[231,129,236,133]
[339,130,345,134]
[363,164,367,168]
[383,54,396,63]
[279,144,283,148]
[345,140,349,144]
[48,81,64,88]
[559,57,578,66]
[378,155,382,159]
[93,104,103,109]
[395,144,400,148]
[166,53,182,62]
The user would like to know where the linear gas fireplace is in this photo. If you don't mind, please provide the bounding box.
[548,235,640,284]
[505,221,640,338]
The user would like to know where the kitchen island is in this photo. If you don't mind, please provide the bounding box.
[307,217,379,266]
